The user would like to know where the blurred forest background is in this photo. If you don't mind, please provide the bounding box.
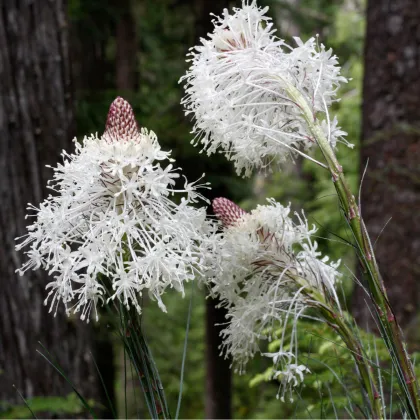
[1,0,419,418]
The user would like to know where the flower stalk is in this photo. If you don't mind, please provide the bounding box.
[119,304,170,419]
[292,273,383,418]
[286,82,420,418]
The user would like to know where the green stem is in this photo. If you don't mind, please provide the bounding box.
[286,83,420,418]
[326,311,382,418]
[293,275,382,419]
[120,306,170,419]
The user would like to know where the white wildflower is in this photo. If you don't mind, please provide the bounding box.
[181,1,350,175]
[16,97,217,322]
[273,362,311,402]
[208,197,341,396]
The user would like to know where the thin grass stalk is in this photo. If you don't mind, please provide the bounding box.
[285,82,420,417]
[325,311,382,418]
[36,343,97,418]
[91,351,118,419]
[175,284,194,419]
[293,274,383,418]
[13,385,38,420]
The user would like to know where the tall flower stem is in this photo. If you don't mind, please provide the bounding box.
[119,305,170,419]
[294,275,383,418]
[286,83,420,418]
[330,313,382,418]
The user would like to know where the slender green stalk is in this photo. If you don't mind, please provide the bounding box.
[100,274,170,419]
[13,385,38,420]
[36,343,97,418]
[119,306,171,419]
[285,83,420,418]
[175,284,194,419]
[325,311,382,418]
[293,274,383,419]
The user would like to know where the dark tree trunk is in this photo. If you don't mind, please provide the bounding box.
[353,0,420,330]
[116,0,137,91]
[69,3,119,416]
[192,1,234,418]
[69,1,115,93]
[205,297,232,419]
[0,0,99,410]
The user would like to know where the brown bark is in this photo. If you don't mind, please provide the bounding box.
[353,0,420,330]
[116,0,137,91]
[69,2,115,93]
[205,297,232,419]
[192,1,234,418]
[0,0,98,409]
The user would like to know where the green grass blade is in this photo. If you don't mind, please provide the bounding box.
[90,351,117,419]
[13,385,38,419]
[175,283,194,419]
[36,343,96,418]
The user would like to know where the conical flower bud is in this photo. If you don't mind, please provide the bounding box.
[104,96,141,143]
[212,197,247,227]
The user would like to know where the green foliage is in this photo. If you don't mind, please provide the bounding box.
[250,319,420,419]
[0,393,95,419]
[268,0,343,40]
[143,286,206,419]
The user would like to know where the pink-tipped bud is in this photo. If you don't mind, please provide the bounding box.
[212,197,247,227]
[103,97,141,142]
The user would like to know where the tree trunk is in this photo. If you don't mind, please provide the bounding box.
[205,297,232,419]
[69,1,115,93]
[353,0,420,330]
[0,0,98,410]
[192,1,233,418]
[116,0,137,91]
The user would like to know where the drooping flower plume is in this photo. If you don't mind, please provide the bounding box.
[16,97,217,321]
[208,197,341,400]
[181,1,351,176]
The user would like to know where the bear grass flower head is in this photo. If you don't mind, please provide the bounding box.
[208,197,341,401]
[16,97,217,322]
[181,1,351,176]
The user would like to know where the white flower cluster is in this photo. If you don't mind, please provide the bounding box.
[16,97,217,322]
[181,1,350,175]
[209,197,341,400]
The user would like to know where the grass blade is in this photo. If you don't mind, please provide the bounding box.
[175,283,194,419]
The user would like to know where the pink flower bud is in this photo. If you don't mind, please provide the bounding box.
[103,97,141,142]
[212,197,247,227]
